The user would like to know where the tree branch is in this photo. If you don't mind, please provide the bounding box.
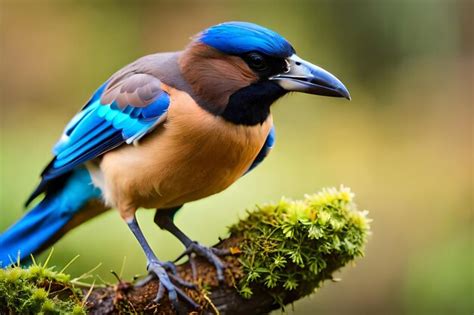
[0,187,371,315]
[86,237,338,314]
[85,239,277,314]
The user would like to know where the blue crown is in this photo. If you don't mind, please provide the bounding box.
[199,21,295,58]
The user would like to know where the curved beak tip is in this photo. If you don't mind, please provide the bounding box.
[338,86,351,100]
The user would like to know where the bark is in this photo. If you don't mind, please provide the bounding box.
[85,238,312,315]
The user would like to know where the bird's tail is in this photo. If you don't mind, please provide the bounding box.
[0,168,104,267]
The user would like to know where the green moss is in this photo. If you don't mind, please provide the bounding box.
[0,261,86,314]
[230,186,371,301]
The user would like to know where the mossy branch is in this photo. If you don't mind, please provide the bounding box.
[0,186,371,314]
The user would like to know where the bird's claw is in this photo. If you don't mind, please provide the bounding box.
[146,260,195,288]
[146,260,199,310]
[160,260,178,274]
[175,242,228,282]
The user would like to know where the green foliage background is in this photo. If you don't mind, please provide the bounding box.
[1,1,472,314]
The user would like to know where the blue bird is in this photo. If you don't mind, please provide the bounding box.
[0,21,350,307]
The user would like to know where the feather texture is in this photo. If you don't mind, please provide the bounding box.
[26,74,170,205]
[179,43,258,113]
[94,85,273,217]
[246,125,275,173]
[200,21,295,57]
[0,168,101,266]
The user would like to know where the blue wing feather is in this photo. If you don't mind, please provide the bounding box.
[246,125,275,174]
[42,75,170,185]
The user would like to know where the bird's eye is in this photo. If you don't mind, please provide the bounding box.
[247,53,268,72]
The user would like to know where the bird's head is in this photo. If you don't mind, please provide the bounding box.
[179,21,350,125]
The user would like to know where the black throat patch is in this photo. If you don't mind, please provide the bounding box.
[220,81,286,125]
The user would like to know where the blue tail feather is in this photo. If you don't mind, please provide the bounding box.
[0,168,101,267]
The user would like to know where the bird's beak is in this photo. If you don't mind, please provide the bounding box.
[270,54,351,100]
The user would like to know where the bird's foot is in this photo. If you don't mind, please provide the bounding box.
[175,242,229,282]
[146,260,198,310]
[134,260,189,287]
[159,260,179,275]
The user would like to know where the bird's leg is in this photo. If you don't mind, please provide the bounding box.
[124,215,198,310]
[154,208,229,282]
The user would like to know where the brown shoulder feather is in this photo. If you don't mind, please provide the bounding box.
[101,73,163,108]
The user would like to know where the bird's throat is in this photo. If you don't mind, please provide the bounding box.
[179,43,286,125]
[220,81,286,126]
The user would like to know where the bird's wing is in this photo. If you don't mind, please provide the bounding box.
[46,73,170,180]
[245,125,275,174]
[26,73,169,205]
[24,73,170,207]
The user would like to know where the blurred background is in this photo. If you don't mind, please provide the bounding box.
[0,0,472,314]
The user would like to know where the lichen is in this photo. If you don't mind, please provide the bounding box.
[0,260,86,314]
[229,186,371,302]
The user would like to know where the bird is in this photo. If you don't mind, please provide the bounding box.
[0,21,350,307]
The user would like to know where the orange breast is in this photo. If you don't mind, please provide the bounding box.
[96,85,272,215]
